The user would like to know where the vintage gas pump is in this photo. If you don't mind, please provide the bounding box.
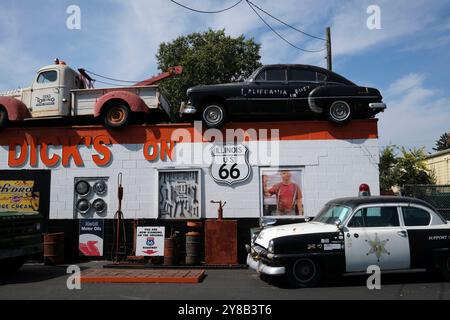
[112,173,127,263]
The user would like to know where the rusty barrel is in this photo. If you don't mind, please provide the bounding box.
[43,232,65,265]
[164,237,176,266]
[185,232,201,265]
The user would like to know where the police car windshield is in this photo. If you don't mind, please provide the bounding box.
[313,204,352,225]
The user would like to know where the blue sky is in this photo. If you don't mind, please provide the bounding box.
[0,0,449,151]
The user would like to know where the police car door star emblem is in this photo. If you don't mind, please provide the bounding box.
[366,233,390,262]
[210,144,251,186]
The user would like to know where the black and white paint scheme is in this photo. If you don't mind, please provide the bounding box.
[247,196,450,288]
[158,170,201,220]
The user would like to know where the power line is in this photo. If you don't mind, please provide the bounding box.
[83,69,139,83]
[246,1,326,53]
[246,0,326,41]
[168,0,243,14]
[92,79,130,87]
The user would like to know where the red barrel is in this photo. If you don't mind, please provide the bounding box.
[164,237,176,266]
[185,232,201,265]
[43,233,65,265]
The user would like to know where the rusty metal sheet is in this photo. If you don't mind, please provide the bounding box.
[205,220,238,265]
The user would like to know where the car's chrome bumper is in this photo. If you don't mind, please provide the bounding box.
[246,244,285,276]
[246,254,285,275]
[179,101,197,115]
[369,102,387,110]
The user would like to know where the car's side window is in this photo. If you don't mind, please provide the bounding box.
[316,72,327,81]
[37,71,57,84]
[289,69,328,82]
[256,68,286,82]
[290,69,316,81]
[402,207,431,226]
[348,210,364,228]
[348,206,400,228]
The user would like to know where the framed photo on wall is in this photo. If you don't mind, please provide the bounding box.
[158,169,201,220]
[260,167,304,217]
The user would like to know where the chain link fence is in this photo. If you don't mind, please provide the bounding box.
[402,184,450,220]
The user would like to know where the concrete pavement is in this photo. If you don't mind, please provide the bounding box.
[0,262,449,300]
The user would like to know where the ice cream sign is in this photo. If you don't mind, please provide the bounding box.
[0,180,40,213]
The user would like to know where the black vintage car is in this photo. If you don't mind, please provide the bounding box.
[180,64,386,128]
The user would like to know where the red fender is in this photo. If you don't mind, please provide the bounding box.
[94,91,149,117]
[0,97,31,120]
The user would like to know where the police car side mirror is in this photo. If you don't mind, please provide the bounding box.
[335,219,343,229]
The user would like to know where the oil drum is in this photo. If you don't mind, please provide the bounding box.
[164,237,176,266]
[185,231,201,265]
[43,232,65,265]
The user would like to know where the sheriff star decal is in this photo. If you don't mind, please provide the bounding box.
[366,233,390,262]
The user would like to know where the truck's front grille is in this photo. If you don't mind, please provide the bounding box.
[0,217,40,249]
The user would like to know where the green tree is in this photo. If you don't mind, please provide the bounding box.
[156,29,262,118]
[433,132,449,151]
[379,145,399,193]
[396,147,436,186]
[379,145,435,193]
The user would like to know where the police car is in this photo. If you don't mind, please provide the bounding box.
[246,195,450,287]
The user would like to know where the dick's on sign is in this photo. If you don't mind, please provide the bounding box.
[210,144,250,186]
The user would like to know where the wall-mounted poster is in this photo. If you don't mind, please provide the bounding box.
[158,170,201,219]
[79,219,104,257]
[0,180,40,213]
[261,168,304,216]
[136,226,165,256]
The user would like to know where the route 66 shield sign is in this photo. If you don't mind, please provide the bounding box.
[210,144,251,186]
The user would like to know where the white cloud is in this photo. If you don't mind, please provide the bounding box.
[1,0,447,87]
[378,73,450,151]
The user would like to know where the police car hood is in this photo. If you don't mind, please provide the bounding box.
[255,222,338,248]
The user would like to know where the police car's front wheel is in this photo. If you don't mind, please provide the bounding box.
[441,256,450,281]
[286,258,322,288]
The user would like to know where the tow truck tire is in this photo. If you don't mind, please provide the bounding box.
[0,107,8,130]
[286,258,322,288]
[440,255,450,281]
[202,102,227,129]
[102,102,130,129]
[326,100,352,124]
[0,257,25,273]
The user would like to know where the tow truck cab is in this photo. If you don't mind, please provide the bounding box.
[26,61,85,118]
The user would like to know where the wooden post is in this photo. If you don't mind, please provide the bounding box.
[326,27,332,71]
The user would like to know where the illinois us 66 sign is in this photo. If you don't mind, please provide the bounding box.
[210,144,251,186]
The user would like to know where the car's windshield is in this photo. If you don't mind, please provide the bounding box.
[247,68,262,81]
[313,204,352,224]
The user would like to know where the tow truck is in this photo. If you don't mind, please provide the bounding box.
[0,59,182,129]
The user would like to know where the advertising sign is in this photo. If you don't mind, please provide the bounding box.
[210,144,251,186]
[136,226,165,256]
[0,180,40,213]
[79,219,104,256]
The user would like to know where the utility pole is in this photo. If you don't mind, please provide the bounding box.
[326,27,332,71]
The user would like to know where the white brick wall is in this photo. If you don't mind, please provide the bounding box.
[0,138,380,220]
